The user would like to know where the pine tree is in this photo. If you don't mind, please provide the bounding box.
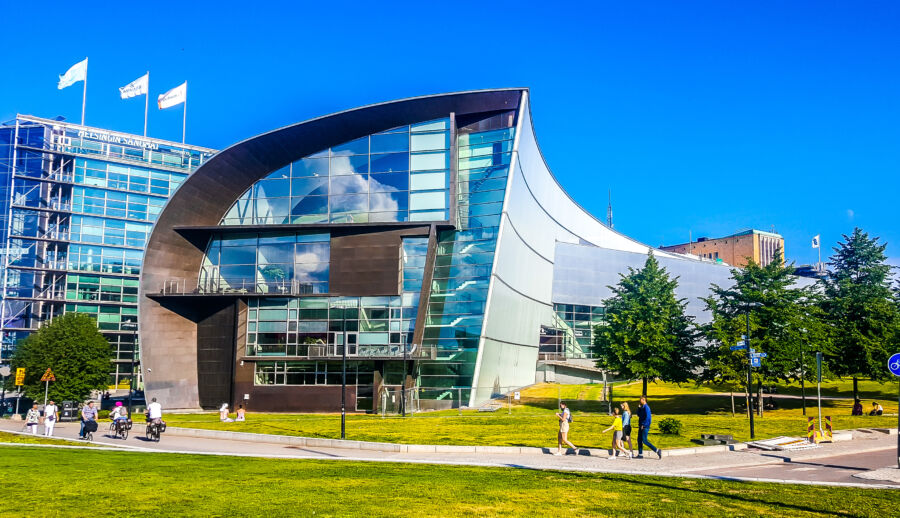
[7,313,111,402]
[703,251,828,415]
[593,252,701,397]
[821,228,898,399]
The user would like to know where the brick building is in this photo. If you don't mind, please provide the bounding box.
[659,229,784,267]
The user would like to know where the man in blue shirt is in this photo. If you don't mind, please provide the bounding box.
[636,396,662,459]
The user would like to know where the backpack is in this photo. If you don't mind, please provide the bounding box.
[567,410,573,423]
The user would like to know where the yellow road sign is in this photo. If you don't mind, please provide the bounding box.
[40,368,56,382]
[15,368,25,385]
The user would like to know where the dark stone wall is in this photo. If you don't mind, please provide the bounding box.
[196,301,237,409]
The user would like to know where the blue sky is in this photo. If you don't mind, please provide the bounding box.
[1,1,898,268]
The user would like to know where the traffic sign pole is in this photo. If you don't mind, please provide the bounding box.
[746,313,754,440]
[888,352,900,468]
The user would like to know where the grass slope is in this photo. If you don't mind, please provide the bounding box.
[154,379,897,449]
[0,446,896,517]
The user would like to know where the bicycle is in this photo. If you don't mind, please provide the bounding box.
[112,419,130,440]
[145,419,163,442]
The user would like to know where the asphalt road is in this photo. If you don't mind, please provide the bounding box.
[690,447,898,485]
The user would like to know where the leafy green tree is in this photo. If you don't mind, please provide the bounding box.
[821,228,898,399]
[7,313,111,402]
[594,252,701,397]
[703,251,828,414]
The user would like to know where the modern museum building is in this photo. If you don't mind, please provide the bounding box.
[140,89,735,412]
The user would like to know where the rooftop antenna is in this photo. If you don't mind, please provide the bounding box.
[607,189,613,228]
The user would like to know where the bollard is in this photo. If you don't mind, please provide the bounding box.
[807,417,815,443]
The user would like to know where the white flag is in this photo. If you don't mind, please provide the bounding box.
[119,73,149,99]
[58,58,88,90]
[812,235,820,249]
[158,82,187,109]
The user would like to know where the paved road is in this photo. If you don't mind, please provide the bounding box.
[2,420,897,488]
[690,448,898,485]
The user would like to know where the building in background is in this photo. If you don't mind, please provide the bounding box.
[0,115,215,389]
[140,89,745,412]
[658,229,785,267]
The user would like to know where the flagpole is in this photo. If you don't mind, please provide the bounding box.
[81,57,88,126]
[143,71,149,137]
[181,83,187,145]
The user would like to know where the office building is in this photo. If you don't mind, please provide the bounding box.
[0,115,215,388]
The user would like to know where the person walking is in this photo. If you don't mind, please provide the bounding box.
[25,403,41,435]
[554,402,578,456]
[636,396,662,459]
[601,407,631,459]
[621,402,635,457]
[43,400,58,437]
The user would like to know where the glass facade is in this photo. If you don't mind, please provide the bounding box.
[0,115,214,388]
[418,124,515,393]
[539,303,604,360]
[221,119,451,225]
[201,114,517,403]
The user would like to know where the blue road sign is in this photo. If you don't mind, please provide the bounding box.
[730,344,747,351]
[750,352,767,359]
[750,357,761,368]
[888,353,900,377]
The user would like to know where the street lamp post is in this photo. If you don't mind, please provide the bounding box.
[341,335,346,440]
[800,334,806,417]
[401,342,408,417]
[122,322,138,418]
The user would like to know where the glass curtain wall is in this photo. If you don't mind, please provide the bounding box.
[221,119,451,225]
[201,232,330,294]
[418,121,517,396]
[539,303,604,359]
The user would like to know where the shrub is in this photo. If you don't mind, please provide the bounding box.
[98,410,110,420]
[658,417,682,435]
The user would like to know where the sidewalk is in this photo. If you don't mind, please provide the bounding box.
[1,419,896,487]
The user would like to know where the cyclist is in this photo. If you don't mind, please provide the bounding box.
[147,397,162,424]
[110,401,128,431]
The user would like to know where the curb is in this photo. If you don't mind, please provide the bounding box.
[129,423,749,457]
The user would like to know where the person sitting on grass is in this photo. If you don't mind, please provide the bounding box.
[601,407,631,459]
[851,399,864,416]
[219,403,234,423]
[869,402,884,416]
[235,404,246,422]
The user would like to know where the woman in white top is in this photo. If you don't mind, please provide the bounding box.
[554,402,578,456]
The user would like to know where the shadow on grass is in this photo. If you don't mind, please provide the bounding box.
[509,468,861,517]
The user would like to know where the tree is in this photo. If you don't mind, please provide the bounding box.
[594,252,701,396]
[7,313,111,402]
[821,228,898,399]
[703,250,828,415]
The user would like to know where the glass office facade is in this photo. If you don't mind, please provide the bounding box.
[221,119,451,225]
[195,114,516,404]
[0,115,214,387]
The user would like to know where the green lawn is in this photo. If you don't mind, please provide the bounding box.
[0,430,99,447]
[124,379,898,450]
[0,446,896,517]
[155,385,897,450]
